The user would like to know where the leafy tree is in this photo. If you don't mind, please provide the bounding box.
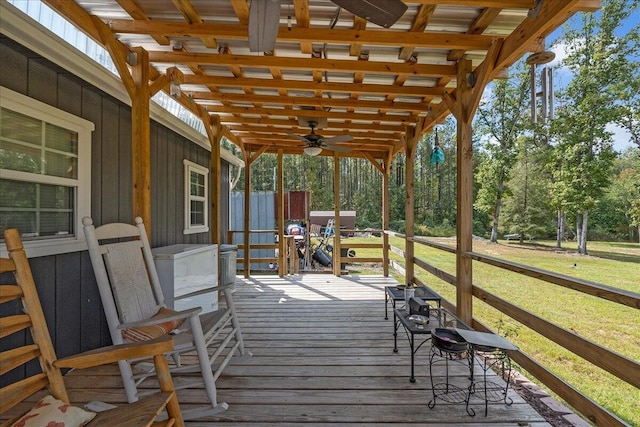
[550,0,635,254]
[474,65,530,243]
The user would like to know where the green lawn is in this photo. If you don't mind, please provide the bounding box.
[343,236,640,425]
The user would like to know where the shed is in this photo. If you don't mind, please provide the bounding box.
[310,211,356,230]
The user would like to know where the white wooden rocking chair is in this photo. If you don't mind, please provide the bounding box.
[82,216,248,420]
[1,228,184,427]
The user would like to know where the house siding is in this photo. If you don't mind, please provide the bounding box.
[0,36,231,381]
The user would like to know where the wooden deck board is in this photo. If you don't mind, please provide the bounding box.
[9,274,550,426]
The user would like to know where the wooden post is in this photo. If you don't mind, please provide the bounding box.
[243,156,251,278]
[452,59,474,325]
[382,154,391,277]
[333,153,342,276]
[130,47,152,237]
[209,116,221,246]
[404,134,416,286]
[277,149,285,277]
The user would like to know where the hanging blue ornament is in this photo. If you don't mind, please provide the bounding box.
[430,147,445,165]
[430,128,445,165]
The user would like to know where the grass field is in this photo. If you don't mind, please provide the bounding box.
[342,236,640,426]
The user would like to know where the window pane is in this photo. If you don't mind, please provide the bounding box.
[190,170,205,197]
[0,108,42,145]
[40,211,73,237]
[0,140,42,173]
[190,200,205,226]
[0,179,37,208]
[45,150,78,178]
[0,178,74,239]
[45,122,78,153]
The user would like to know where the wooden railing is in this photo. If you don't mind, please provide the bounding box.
[227,229,298,275]
[328,229,385,271]
[385,231,639,427]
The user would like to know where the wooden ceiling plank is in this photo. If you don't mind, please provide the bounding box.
[171,0,217,48]
[184,75,447,97]
[398,4,436,61]
[107,21,499,50]
[147,51,456,77]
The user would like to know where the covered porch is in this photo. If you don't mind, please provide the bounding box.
[57,275,549,426]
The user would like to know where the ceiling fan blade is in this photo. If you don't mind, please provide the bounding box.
[249,0,280,52]
[323,144,352,153]
[287,133,309,142]
[330,0,407,29]
[323,134,353,144]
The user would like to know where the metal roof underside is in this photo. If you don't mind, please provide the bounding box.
[40,0,599,160]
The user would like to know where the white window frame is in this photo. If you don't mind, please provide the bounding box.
[183,159,209,234]
[0,86,94,258]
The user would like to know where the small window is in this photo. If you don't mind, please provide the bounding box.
[183,159,209,234]
[0,87,93,257]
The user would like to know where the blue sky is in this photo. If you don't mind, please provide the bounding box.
[545,5,639,152]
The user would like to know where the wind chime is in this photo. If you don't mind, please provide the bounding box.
[526,42,556,125]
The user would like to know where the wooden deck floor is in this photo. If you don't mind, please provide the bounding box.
[64,275,549,425]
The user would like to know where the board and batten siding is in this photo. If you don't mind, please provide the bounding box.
[0,36,229,383]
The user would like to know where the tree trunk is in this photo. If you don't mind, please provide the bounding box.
[576,213,583,253]
[490,172,505,244]
[579,210,589,255]
[556,209,564,248]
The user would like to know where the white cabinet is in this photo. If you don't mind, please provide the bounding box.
[151,244,218,313]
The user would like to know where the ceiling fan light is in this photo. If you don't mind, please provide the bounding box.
[304,146,323,156]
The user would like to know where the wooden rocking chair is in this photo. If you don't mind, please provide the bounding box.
[82,217,248,420]
[0,228,184,427]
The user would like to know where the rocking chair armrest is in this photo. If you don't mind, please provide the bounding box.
[54,336,174,370]
[166,282,233,303]
[117,307,202,329]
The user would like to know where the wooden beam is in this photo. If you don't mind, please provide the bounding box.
[147,51,456,77]
[382,154,391,277]
[221,117,406,133]
[492,0,591,76]
[292,0,313,54]
[453,58,474,325]
[209,115,222,246]
[398,4,436,61]
[448,8,502,62]
[130,46,152,238]
[333,153,341,276]
[277,149,285,277]
[243,153,251,278]
[115,0,170,45]
[107,21,500,51]
[208,105,417,124]
[185,75,446,98]
[199,92,432,114]
[171,0,217,48]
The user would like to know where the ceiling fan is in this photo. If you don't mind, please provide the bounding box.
[249,0,408,52]
[288,121,353,156]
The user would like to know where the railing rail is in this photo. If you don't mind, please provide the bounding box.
[386,231,638,427]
